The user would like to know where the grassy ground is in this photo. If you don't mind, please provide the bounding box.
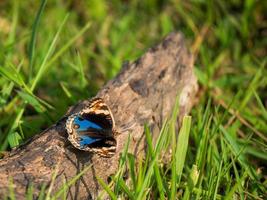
[0,0,266,199]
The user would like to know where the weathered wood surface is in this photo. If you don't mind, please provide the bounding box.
[0,32,198,199]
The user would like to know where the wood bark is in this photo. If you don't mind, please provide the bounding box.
[0,32,198,199]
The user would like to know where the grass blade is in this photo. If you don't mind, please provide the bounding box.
[97,176,117,200]
[144,124,165,200]
[7,131,22,148]
[176,116,192,185]
[45,21,91,70]
[28,0,47,81]
[30,14,69,91]
[52,164,92,199]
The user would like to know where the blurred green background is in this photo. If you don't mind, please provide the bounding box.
[0,0,266,198]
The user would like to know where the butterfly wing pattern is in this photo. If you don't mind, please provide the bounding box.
[66,98,117,157]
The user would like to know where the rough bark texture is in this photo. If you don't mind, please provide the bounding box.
[0,32,198,200]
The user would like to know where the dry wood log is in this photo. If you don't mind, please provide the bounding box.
[0,32,198,200]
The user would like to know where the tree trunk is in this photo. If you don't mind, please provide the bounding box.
[0,32,198,200]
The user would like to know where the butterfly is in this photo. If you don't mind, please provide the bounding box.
[65,98,117,157]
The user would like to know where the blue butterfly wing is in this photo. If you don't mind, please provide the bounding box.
[79,135,101,146]
[73,115,112,147]
[73,117,102,131]
[80,112,113,130]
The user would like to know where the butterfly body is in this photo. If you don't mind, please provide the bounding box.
[65,98,117,157]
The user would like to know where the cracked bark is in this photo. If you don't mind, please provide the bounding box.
[0,32,198,200]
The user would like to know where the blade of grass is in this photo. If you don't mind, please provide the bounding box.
[5,0,19,61]
[113,177,134,199]
[28,0,47,81]
[76,51,87,88]
[144,124,165,200]
[60,82,73,99]
[8,177,15,200]
[136,155,144,194]
[170,95,180,200]
[30,14,69,91]
[253,89,267,120]
[26,183,34,200]
[0,107,24,151]
[176,116,192,185]
[45,21,91,70]
[17,91,45,113]
[239,66,263,111]
[182,164,200,200]
[7,131,23,148]
[45,166,59,200]
[96,176,117,200]
[52,164,92,199]
[127,153,137,190]
[136,156,157,200]
[212,159,223,200]
[170,119,177,200]
[97,136,130,199]
[224,170,248,200]
[0,63,25,87]
[37,184,47,200]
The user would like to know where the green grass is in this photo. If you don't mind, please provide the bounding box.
[0,0,266,199]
